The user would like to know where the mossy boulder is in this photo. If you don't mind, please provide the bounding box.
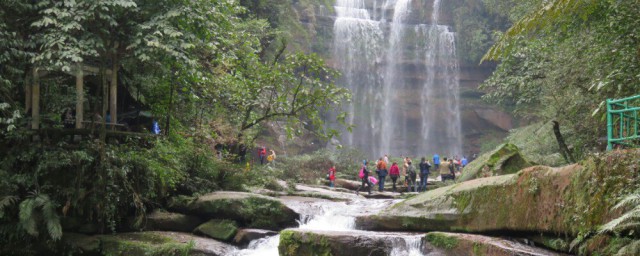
[458,143,533,182]
[193,219,238,242]
[168,191,299,230]
[144,210,204,232]
[64,231,237,256]
[424,232,564,256]
[356,149,640,243]
[278,229,410,256]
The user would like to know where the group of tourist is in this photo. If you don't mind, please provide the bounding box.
[342,154,470,195]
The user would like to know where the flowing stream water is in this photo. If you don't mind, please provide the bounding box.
[233,197,426,256]
[333,0,462,157]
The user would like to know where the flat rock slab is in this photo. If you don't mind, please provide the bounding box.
[278,229,426,256]
[233,228,278,245]
[64,231,237,256]
[144,210,204,232]
[424,232,567,256]
[168,191,299,230]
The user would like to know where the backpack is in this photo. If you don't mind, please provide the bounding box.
[358,167,365,179]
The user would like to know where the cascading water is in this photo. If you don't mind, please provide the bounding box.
[233,198,425,256]
[334,0,462,157]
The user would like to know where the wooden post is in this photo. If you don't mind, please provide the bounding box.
[25,73,31,112]
[31,68,40,130]
[109,57,118,129]
[76,65,84,129]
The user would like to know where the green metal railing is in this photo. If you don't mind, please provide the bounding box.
[607,94,640,150]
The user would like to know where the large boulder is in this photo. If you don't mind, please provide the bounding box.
[168,191,299,230]
[64,231,237,256]
[356,150,640,240]
[193,219,238,242]
[143,209,204,232]
[424,232,565,256]
[278,229,422,256]
[458,143,533,182]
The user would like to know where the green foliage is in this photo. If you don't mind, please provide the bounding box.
[599,189,640,234]
[425,232,459,250]
[266,148,365,184]
[480,0,640,159]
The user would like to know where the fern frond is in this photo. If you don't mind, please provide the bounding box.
[0,195,19,218]
[18,198,38,237]
[599,206,640,233]
[612,194,640,211]
[39,195,62,240]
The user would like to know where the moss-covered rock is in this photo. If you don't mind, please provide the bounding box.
[144,210,204,232]
[357,149,640,254]
[424,232,564,256]
[278,229,403,256]
[458,143,533,182]
[193,219,238,242]
[64,231,237,256]
[99,232,194,256]
[168,191,299,230]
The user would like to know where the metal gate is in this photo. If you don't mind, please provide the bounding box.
[607,95,640,150]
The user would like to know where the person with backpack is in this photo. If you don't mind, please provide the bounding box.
[418,157,431,192]
[389,162,400,192]
[406,161,417,192]
[376,157,388,192]
[357,160,371,195]
[440,157,454,181]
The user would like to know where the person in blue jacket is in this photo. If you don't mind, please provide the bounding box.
[433,154,440,170]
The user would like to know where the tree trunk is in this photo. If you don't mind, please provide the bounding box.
[25,72,31,112]
[109,46,119,130]
[552,120,575,163]
[165,75,175,136]
[75,64,84,129]
[31,68,39,130]
[100,65,108,142]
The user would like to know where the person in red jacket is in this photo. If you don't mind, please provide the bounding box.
[259,147,267,165]
[328,166,336,187]
[389,162,400,192]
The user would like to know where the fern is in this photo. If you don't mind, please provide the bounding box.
[18,193,62,240]
[0,195,19,218]
[599,192,640,234]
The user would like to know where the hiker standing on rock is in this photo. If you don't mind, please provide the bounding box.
[357,160,371,195]
[328,166,336,188]
[407,160,417,192]
[389,162,400,192]
[419,157,431,192]
[376,157,388,192]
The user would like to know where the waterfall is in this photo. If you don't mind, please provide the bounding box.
[334,0,462,157]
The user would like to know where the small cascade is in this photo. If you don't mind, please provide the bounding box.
[233,197,427,256]
[390,235,425,256]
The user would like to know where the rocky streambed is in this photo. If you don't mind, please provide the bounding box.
[62,150,640,255]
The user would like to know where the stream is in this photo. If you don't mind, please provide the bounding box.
[233,195,426,256]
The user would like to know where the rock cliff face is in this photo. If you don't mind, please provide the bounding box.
[289,0,513,156]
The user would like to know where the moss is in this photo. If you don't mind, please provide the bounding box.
[100,233,193,256]
[472,242,486,256]
[278,230,332,256]
[425,233,459,250]
[193,219,238,241]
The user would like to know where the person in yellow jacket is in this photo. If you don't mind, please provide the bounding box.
[439,157,454,181]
